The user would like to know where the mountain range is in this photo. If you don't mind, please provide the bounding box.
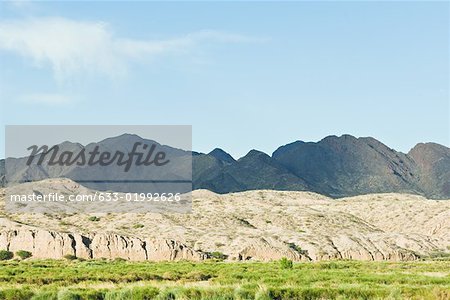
[1,134,449,199]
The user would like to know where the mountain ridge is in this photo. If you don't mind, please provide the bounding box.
[1,134,449,199]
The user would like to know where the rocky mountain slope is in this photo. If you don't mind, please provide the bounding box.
[1,134,449,199]
[194,134,449,199]
[271,135,422,197]
[3,134,192,194]
[408,142,450,199]
[193,149,309,193]
[1,179,448,261]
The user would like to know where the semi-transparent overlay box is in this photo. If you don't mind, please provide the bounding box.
[5,125,192,213]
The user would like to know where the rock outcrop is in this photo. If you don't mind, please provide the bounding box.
[0,229,206,261]
[236,238,311,261]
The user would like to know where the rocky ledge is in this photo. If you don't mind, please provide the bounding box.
[0,229,206,261]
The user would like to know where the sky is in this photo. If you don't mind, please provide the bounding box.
[0,1,449,159]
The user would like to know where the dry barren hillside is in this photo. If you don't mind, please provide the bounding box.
[0,178,449,262]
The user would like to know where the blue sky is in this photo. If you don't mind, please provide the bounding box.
[0,1,448,159]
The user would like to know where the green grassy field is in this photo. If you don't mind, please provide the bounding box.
[0,259,448,300]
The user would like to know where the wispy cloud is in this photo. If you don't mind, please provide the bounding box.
[19,93,73,105]
[0,17,263,81]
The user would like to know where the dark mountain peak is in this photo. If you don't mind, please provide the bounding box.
[320,134,387,146]
[56,141,84,151]
[272,140,306,158]
[318,135,400,156]
[208,148,235,163]
[87,134,161,153]
[408,142,450,168]
[408,142,450,198]
[59,140,83,147]
[191,151,203,156]
[100,133,151,144]
[195,147,309,193]
[273,136,365,161]
[119,133,141,139]
[320,134,357,143]
[359,136,384,145]
[409,142,449,156]
[314,135,361,155]
[272,134,426,197]
[284,140,306,147]
[240,149,270,161]
[237,149,273,165]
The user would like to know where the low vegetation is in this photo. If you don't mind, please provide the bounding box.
[279,257,293,269]
[0,250,13,261]
[0,259,448,299]
[208,251,228,261]
[15,250,32,260]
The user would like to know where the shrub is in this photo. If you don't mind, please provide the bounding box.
[0,250,14,261]
[209,251,228,261]
[132,223,145,229]
[16,250,32,260]
[185,271,212,281]
[63,254,77,260]
[88,216,101,222]
[162,271,181,281]
[279,257,293,269]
